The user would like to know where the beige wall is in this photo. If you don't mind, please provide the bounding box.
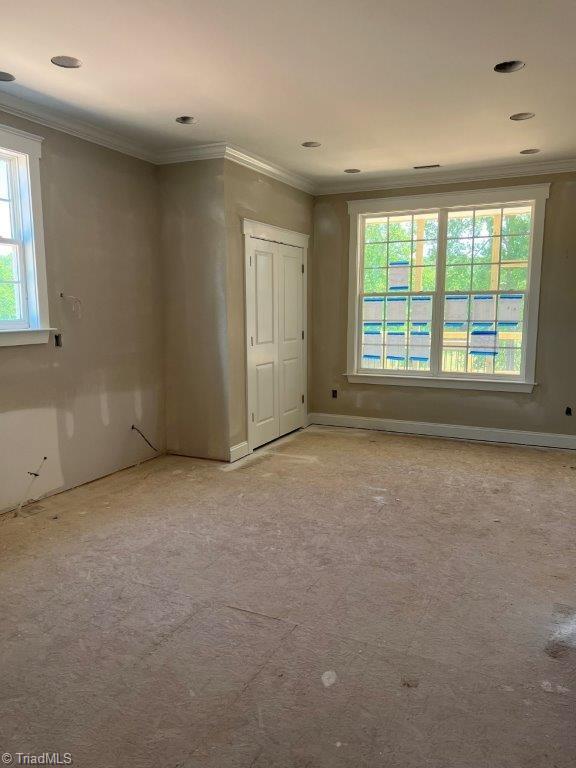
[0,111,164,513]
[158,159,230,460]
[224,161,314,448]
[311,173,576,436]
[4,105,573,514]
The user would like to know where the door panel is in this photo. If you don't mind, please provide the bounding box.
[256,362,275,422]
[248,242,279,449]
[278,244,304,436]
[283,255,300,341]
[282,357,300,415]
[246,237,305,451]
[255,251,274,344]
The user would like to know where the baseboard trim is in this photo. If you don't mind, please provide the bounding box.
[229,441,251,462]
[308,412,576,450]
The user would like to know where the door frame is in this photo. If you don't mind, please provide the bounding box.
[242,218,309,456]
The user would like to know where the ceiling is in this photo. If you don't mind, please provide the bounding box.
[1,0,575,192]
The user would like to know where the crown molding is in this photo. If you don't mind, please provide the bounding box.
[225,144,315,194]
[153,141,228,164]
[0,91,156,163]
[1,90,576,197]
[315,157,576,196]
[154,141,315,194]
[0,91,314,192]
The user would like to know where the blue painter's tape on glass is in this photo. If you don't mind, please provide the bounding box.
[470,330,497,336]
[390,286,409,291]
[412,296,431,301]
[386,355,406,361]
[365,297,385,302]
[446,296,468,300]
[387,332,405,336]
[364,331,381,336]
[473,295,493,301]
[389,260,410,266]
[469,350,498,356]
[387,297,407,302]
[444,322,465,328]
[471,322,495,328]
[500,294,523,300]
[362,354,381,360]
[410,331,430,336]
[498,321,518,327]
[409,356,429,362]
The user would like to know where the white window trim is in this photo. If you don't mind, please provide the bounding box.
[346,184,550,392]
[0,123,51,347]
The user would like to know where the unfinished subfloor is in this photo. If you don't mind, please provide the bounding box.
[1,425,575,767]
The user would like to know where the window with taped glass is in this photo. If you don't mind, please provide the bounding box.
[349,186,548,388]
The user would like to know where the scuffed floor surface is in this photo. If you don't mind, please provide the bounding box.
[1,426,576,767]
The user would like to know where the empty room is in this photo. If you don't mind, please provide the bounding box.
[1,1,575,766]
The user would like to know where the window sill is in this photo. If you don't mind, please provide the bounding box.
[0,328,54,347]
[346,372,535,393]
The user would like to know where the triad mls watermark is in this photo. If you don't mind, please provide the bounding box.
[2,754,73,765]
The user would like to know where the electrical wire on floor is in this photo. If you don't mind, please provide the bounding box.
[14,456,48,518]
[131,425,160,468]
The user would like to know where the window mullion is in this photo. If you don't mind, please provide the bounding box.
[430,209,447,376]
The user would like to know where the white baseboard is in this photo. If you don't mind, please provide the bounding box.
[229,441,251,462]
[308,412,576,451]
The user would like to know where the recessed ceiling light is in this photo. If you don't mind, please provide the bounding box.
[413,164,440,170]
[301,141,321,148]
[494,60,525,73]
[51,55,82,69]
[510,112,535,121]
[0,71,15,82]
[344,168,361,174]
[175,116,197,125]
[520,148,540,154]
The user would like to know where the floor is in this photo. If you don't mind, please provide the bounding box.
[1,426,575,768]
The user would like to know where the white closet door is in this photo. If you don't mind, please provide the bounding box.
[246,237,305,451]
[278,243,304,436]
[247,239,280,449]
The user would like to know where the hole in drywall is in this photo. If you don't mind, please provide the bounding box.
[331,389,338,399]
[566,406,572,416]
[54,333,63,348]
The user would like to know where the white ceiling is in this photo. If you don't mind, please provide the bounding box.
[1,0,575,190]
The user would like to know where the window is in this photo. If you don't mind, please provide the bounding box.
[347,185,549,391]
[0,123,50,346]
